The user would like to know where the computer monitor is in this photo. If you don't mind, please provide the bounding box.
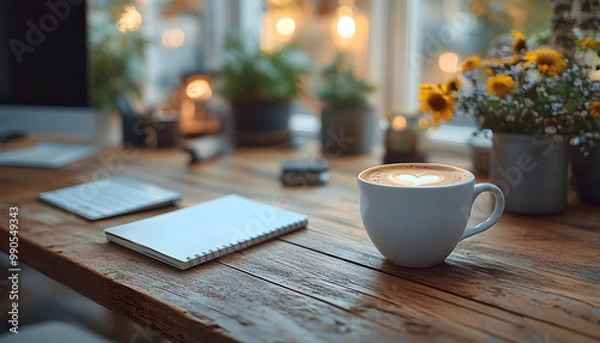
[0,0,93,138]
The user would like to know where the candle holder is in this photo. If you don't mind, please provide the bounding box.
[383,113,428,164]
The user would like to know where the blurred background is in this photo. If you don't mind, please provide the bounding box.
[84,0,552,133]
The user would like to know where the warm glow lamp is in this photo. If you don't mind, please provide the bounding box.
[186,79,212,101]
[180,74,220,136]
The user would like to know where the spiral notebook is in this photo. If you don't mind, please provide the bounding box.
[104,194,308,270]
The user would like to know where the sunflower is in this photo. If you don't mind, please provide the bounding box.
[590,101,600,118]
[486,74,515,98]
[509,55,521,66]
[491,57,510,65]
[524,47,567,77]
[510,30,527,53]
[460,56,481,72]
[420,83,436,91]
[582,37,598,51]
[445,76,462,92]
[419,84,455,126]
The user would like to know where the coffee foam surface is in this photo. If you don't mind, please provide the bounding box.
[361,164,471,187]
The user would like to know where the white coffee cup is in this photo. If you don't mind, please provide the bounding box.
[358,163,504,268]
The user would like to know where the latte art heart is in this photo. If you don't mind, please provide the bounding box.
[390,174,444,186]
[361,163,472,187]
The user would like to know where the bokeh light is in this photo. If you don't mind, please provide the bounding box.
[438,52,460,73]
[162,29,185,48]
[336,15,356,39]
[392,115,407,131]
[116,5,142,32]
[186,80,212,100]
[275,17,296,36]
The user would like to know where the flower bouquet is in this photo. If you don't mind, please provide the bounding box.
[418,30,600,214]
[419,32,600,137]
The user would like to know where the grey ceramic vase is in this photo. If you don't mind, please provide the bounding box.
[321,107,375,156]
[490,133,569,215]
[231,99,292,146]
[571,143,600,205]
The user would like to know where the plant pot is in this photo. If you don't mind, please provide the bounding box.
[490,133,569,215]
[571,143,600,205]
[231,99,292,146]
[321,106,375,156]
[468,130,492,177]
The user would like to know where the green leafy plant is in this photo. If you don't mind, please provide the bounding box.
[89,2,146,113]
[216,38,311,102]
[318,53,375,109]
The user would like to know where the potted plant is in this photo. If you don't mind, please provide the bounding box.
[89,2,146,114]
[418,30,599,215]
[318,54,376,156]
[216,38,311,146]
[89,2,146,146]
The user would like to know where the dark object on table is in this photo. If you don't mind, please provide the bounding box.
[571,143,600,205]
[0,130,27,143]
[152,118,181,148]
[383,114,426,164]
[117,95,147,147]
[183,135,233,163]
[281,158,329,186]
[383,151,426,164]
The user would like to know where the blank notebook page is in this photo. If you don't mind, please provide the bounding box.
[104,194,308,265]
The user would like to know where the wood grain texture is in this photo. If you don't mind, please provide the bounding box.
[0,141,598,342]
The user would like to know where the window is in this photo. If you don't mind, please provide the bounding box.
[90,1,556,148]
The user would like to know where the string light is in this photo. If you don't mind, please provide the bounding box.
[116,5,142,32]
[275,17,296,36]
[335,6,356,39]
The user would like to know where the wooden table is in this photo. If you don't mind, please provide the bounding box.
[1,142,599,342]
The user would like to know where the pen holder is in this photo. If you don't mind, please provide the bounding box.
[151,118,181,148]
[122,115,147,147]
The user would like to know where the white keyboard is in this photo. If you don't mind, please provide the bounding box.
[38,176,181,221]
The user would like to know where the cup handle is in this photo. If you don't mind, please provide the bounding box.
[460,183,505,241]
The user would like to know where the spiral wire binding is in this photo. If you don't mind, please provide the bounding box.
[184,219,308,268]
